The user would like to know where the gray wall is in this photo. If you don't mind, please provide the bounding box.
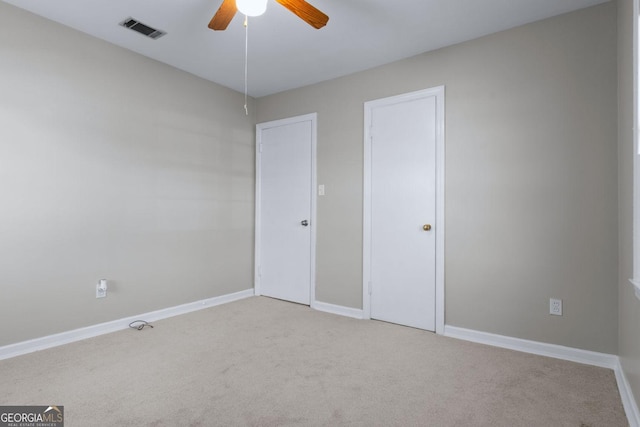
[617,0,640,407]
[0,2,255,346]
[256,3,619,354]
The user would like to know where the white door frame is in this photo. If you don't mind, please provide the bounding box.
[362,87,445,334]
[255,113,318,307]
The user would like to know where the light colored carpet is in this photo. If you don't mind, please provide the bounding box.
[0,296,627,426]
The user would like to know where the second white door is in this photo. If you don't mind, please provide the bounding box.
[365,89,441,331]
[256,114,316,305]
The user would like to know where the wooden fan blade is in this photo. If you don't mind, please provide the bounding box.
[275,0,329,29]
[208,0,237,31]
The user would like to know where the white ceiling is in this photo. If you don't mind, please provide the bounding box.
[3,0,609,97]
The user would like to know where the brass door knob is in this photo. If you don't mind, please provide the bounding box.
[423,224,432,231]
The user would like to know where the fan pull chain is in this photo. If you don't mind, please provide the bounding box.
[243,15,249,116]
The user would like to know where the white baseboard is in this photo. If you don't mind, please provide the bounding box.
[313,300,364,319]
[444,325,640,427]
[615,359,640,427]
[0,288,255,361]
[443,325,617,368]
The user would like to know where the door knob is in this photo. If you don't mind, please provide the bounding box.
[423,224,432,231]
[301,220,309,227]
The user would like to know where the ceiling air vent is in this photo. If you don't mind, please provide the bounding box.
[119,17,166,40]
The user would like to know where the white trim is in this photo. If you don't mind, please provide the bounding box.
[255,122,262,297]
[362,86,446,334]
[635,0,639,155]
[633,0,640,301]
[0,288,254,361]
[313,301,364,319]
[309,116,318,309]
[362,107,372,318]
[630,278,640,300]
[255,113,317,306]
[435,88,446,334]
[443,325,617,368]
[615,359,640,427]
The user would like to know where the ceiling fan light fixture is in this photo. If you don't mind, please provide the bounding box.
[236,0,268,17]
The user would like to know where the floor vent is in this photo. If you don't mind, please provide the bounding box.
[119,17,166,40]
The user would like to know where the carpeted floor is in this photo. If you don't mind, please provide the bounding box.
[0,296,628,426]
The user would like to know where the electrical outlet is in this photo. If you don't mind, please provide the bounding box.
[96,279,107,298]
[549,298,562,316]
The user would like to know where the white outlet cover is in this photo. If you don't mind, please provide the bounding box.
[549,298,562,316]
[96,283,107,298]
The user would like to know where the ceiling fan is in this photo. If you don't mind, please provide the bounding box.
[208,0,329,31]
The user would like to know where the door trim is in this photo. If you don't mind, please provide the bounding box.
[255,113,318,306]
[362,87,445,334]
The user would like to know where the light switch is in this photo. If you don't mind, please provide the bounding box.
[318,185,325,196]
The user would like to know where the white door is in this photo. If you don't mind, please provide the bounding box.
[256,114,316,305]
[364,88,444,331]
